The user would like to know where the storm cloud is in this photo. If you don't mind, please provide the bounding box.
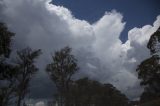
[0,0,160,100]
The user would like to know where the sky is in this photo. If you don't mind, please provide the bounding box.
[53,0,160,42]
[0,0,160,103]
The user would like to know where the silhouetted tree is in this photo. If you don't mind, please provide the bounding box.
[0,63,17,106]
[0,22,16,106]
[137,27,160,103]
[0,22,15,80]
[0,22,14,58]
[147,27,160,55]
[46,46,78,106]
[14,48,41,106]
[68,78,129,106]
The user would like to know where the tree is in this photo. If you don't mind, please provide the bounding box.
[0,63,17,106]
[0,22,14,58]
[147,27,160,55]
[14,48,41,106]
[0,22,15,80]
[46,46,79,106]
[0,22,16,106]
[137,55,160,102]
[68,78,129,106]
[0,22,41,106]
[136,27,160,103]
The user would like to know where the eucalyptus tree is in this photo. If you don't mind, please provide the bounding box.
[46,47,78,106]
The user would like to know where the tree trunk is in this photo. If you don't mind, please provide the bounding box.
[58,93,63,106]
[17,96,22,106]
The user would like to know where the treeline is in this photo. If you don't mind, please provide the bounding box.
[0,22,160,106]
[46,47,129,106]
[59,77,129,106]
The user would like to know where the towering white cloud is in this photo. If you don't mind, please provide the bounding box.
[0,0,160,100]
[35,101,45,106]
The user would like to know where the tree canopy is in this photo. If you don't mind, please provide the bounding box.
[137,27,160,103]
[67,78,129,106]
[0,22,14,58]
[0,22,15,106]
[46,46,78,106]
[0,22,41,106]
[14,48,41,106]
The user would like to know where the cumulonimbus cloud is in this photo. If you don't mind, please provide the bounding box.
[0,0,160,100]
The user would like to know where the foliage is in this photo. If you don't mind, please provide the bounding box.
[147,27,160,55]
[139,98,160,106]
[46,46,78,106]
[0,22,14,58]
[137,27,160,103]
[0,22,41,106]
[14,48,41,106]
[137,55,160,89]
[67,78,129,106]
[0,22,15,106]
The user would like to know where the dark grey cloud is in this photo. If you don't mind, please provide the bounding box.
[0,0,160,101]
